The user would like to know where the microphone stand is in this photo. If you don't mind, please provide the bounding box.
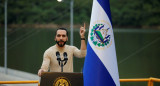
[59,59,68,72]
[60,60,64,72]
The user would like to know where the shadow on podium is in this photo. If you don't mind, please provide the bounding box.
[40,72,83,86]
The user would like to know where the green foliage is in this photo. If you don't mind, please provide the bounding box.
[0,0,160,28]
[110,0,160,27]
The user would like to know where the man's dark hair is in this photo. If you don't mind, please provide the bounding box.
[55,28,68,36]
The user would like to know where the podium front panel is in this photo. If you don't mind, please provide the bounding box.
[40,72,83,86]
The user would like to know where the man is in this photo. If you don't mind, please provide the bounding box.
[38,24,86,77]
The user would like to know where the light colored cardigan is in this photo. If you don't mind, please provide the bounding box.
[40,44,86,72]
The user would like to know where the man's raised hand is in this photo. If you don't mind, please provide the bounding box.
[80,23,86,38]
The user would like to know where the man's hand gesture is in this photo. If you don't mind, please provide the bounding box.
[80,23,86,38]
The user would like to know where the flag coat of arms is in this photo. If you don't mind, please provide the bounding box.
[83,0,120,86]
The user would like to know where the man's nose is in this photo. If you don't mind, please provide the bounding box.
[60,36,63,39]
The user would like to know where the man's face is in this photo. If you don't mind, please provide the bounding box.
[55,30,68,47]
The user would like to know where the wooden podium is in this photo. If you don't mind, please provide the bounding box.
[40,72,83,86]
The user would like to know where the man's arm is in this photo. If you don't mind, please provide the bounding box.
[38,50,50,77]
[80,23,86,50]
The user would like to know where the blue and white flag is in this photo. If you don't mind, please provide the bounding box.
[83,0,120,86]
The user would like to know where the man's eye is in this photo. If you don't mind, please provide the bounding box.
[57,35,61,37]
[62,35,66,37]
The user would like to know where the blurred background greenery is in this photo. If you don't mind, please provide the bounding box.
[0,0,160,86]
[0,0,160,28]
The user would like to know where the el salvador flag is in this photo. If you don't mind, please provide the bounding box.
[83,0,120,86]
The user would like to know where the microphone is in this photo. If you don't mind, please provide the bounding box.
[63,52,68,65]
[56,51,61,65]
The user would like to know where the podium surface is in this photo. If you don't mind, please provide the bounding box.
[40,72,83,86]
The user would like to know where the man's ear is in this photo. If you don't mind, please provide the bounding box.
[66,37,68,41]
[54,36,56,41]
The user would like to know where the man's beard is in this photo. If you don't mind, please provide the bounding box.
[55,40,67,47]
